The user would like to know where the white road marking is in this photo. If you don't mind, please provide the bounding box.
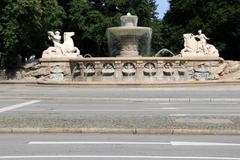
[144,107,177,110]
[158,103,172,104]
[169,114,240,116]
[161,107,177,110]
[0,100,40,113]
[40,109,176,112]
[29,141,240,146]
[0,155,239,159]
[169,114,187,116]
[29,141,170,145]
[170,141,240,146]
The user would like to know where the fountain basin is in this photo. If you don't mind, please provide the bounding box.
[106,13,152,57]
[107,27,152,57]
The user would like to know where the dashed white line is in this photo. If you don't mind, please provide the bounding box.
[144,107,177,110]
[169,114,187,116]
[0,100,40,113]
[161,107,177,110]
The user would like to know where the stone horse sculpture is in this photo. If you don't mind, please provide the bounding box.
[181,31,219,57]
[42,31,81,58]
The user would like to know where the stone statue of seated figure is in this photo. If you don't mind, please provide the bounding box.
[42,31,82,59]
[180,30,219,57]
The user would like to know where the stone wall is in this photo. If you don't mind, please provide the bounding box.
[5,57,240,83]
[38,57,226,82]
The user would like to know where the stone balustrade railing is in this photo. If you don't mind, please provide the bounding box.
[39,57,224,82]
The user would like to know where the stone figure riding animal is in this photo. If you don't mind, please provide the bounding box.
[47,31,80,55]
[181,33,219,57]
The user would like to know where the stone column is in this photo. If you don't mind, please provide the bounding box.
[114,61,123,81]
[136,61,144,82]
[156,61,164,81]
[93,61,102,81]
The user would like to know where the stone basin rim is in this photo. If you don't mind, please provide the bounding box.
[107,27,152,36]
[40,57,224,62]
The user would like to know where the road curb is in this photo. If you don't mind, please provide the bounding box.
[1,128,240,135]
[0,80,240,87]
[0,96,239,102]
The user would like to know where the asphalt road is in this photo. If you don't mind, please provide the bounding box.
[1,84,240,99]
[0,85,240,159]
[0,84,240,129]
[0,134,240,159]
[1,99,240,116]
[0,84,240,117]
[0,84,240,98]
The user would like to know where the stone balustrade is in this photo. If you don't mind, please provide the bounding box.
[40,57,224,82]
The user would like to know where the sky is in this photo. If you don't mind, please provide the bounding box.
[156,0,170,18]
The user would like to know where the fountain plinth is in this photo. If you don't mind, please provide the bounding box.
[106,13,152,57]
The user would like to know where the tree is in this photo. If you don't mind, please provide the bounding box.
[0,0,65,68]
[163,0,240,59]
[0,0,159,69]
[64,0,158,57]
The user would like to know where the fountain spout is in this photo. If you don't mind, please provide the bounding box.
[121,12,138,27]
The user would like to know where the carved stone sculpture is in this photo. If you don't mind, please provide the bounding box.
[143,63,156,76]
[163,62,174,76]
[49,65,64,80]
[102,63,115,76]
[42,31,82,59]
[84,63,95,76]
[122,63,136,76]
[193,64,219,80]
[181,30,219,57]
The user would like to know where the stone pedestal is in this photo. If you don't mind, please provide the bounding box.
[120,36,139,57]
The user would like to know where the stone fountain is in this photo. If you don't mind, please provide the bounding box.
[8,14,240,84]
[106,13,152,57]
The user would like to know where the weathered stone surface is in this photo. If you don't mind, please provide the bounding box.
[212,62,227,75]
[30,67,50,77]
[49,65,64,81]
[225,61,240,73]
[23,61,40,69]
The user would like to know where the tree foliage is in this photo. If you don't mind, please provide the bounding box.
[0,0,158,68]
[1,0,239,69]
[0,0,65,68]
[163,0,240,59]
[64,0,158,56]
